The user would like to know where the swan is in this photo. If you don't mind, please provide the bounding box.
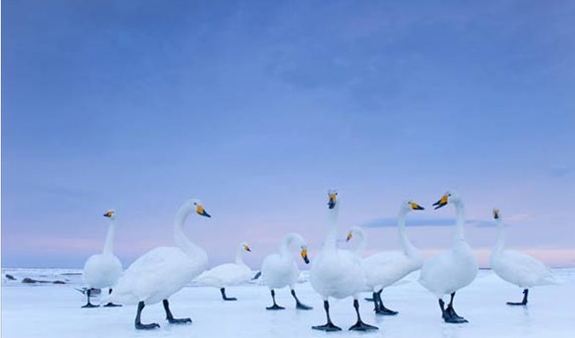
[82,210,123,308]
[260,233,312,310]
[490,208,557,305]
[110,199,211,330]
[194,242,253,301]
[346,200,425,315]
[310,191,378,332]
[419,191,478,323]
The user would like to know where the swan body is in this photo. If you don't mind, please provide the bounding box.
[195,242,252,300]
[418,191,478,323]
[310,191,377,331]
[82,210,123,307]
[490,209,556,305]
[260,233,312,310]
[110,199,211,329]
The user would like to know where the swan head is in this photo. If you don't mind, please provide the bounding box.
[241,242,252,252]
[493,208,500,220]
[432,190,461,209]
[285,233,310,264]
[184,199,211,218]
[346,226,364,242]
[400,200,425,214]
[327,190,338,209]
[103,209,116,219]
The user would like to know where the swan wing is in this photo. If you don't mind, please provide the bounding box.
[492,250,556,287]
[195,263,252,287]
[363,251,420,288]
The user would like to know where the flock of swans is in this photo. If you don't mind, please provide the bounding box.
[82,190,557,331]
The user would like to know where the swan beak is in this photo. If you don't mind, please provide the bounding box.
[493,208,500,219]
[432,195,448,210]
[301,247,310,264]
[346,232,353,241]
[243,244,252,252]
[328,192,337,209]
[196,205,211,218]
[103,210,114,218]
[409,202,425,210]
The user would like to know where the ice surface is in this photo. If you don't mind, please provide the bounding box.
[2,268,574,338]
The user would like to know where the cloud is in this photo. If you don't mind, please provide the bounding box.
[549,166,573,178]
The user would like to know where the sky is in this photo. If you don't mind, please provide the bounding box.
[2,0,574,268]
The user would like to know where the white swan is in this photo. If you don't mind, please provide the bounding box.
[310,191,378,332]
[194,242,253,301]
[490,208,557,305]
[260,233,312,310]
[347,200,425,315]
[110,199,211,330]
[82,210,123,308]
[419,191,478,323]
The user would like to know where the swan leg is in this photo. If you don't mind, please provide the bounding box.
[312,300,341,331]
[507,289,528,306]
[163,299,192,324]
[290,289,312,310]
[135,301,160,330]
[374,289,398,316]
[103,288,122,307]
[349,299,378,331]
[266,289,285,310]
[220,288,237,301]
[81,288,99,308]
[446,292,467,323]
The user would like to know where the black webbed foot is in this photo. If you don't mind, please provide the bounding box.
[135,322,160,330]
[296,302,313,310]
[312,323,342,331]
[168,318,192,325]
[81,303,99,308]
[103,302,122,307]
[266,304,285,310]
[349,320,378,331]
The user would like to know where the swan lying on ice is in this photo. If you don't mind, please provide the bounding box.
[110,199,211,330]
[419,191,478,324]
[195,242,253,301]
[261,233,312,310]
[82,210,123,308]
[490,208,557,305]
[310,191,378,331]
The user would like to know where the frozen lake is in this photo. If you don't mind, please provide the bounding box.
[2,268,574,338]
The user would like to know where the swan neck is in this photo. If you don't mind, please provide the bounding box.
[354,231,367,255]
[494,219,505,252]
[235,245,245,265]
[453,202,466,242]
[102,218,116,255]
[174,204,204,259]
[324,205,339,249]
[398,210,417,257]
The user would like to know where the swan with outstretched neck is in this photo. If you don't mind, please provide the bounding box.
[490,208,557,305]
[194,242,253,301]
[310,191,378,332]
[419,191,478,324]
[82,210,123,308]
[260,233,312,310]
[347,200,424,315]
[110,199,211,330]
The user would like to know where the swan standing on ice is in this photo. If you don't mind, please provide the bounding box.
[110,199,211,330]
[260,233,312,310]
[195,242,253,301]
[82,210,123,308]
[419,191,478,323]
[310,191,378,332]
[490,208,557,305]
[347,200,425,315]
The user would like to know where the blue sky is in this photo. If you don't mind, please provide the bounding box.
[2,0,574,268]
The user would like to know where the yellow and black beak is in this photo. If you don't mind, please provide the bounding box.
[493,208,500,220]
[346,231,353,242]
[432,195,448,210]
[300,247,310,264]
[243,244,252,252]
[409,202,425,211]
[103,210,114,218]
[196,204,211,218]
[328,192,337,209]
